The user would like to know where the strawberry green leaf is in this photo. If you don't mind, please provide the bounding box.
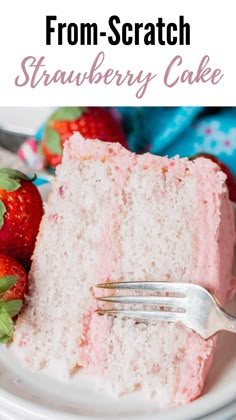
[45,127,63,155]
[48,107,87,123]
[0,308,13,343]
[0,199,6,229]
[0,275,18,294]
[0,168,30,181]
[0,175,20,191]
[0,300,23,317]
[0,168,31,192]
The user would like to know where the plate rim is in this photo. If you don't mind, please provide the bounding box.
[1,344,236,420]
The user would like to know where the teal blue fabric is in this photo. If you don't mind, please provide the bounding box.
[117,107,236,175]
[34,178,48,186]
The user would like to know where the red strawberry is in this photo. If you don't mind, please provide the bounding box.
[0,169,44,268]
[0,254,28,343]
[42,107,127,168]
[191,153,236,202]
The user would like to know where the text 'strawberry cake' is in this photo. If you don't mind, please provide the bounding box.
[13,134,236,407]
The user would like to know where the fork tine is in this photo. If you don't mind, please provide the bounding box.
[96,309,185,323]
[96,295,185,309]
[96,281,187,295]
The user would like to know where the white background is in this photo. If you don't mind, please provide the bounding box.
[0,0,235,105]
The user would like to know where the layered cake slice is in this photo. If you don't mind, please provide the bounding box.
[13,134,236,407]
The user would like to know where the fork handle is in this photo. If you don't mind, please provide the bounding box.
[223,312,236,334]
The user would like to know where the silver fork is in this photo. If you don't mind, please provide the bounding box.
[95,282,236,340]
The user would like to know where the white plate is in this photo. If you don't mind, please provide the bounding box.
[0,183,235,420]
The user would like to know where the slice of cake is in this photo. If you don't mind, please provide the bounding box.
[13,134,236,407]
